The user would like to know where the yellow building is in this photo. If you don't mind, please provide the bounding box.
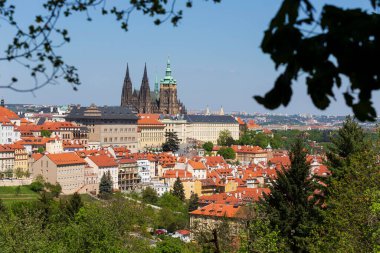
[138,114,165,150]
[13,143,28,174]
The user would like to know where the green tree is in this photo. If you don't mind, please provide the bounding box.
[309,152,380,253]
[0,199,5,214]
[40,130,52,138]
[260,139,323,252]
[142,187,158,205]
[172,177,185,201]
[202,141,214,152]
[255,1,380,121]
[154,237,200,253]
[241,205,286,253]
[217,129,235,146]
[14,168,24,178]
[217,147,236,160]
[37,147,45,154]
[327,116,367,179]
[162,132,180,152]
[188,193,199,212]
[45,182,62,198]
[99,171,113,198]
[157,193,188,232]
[29,175,45,192]
[65,192,83,218]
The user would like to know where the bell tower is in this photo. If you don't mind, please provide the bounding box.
[159,58,179,114]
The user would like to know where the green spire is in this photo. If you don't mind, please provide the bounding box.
[166,57,171,77]
[161,57,176,85]
[154,75,159,100]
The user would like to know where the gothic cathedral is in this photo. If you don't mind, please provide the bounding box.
[120,59,186,115]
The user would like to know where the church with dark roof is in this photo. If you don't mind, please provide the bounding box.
[120,59,186,115]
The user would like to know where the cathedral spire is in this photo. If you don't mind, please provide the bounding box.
[121,63,133,106]
[139,63,152,113]
[143,63,148,83]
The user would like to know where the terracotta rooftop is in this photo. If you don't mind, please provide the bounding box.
[47,152,86,166]
[0,106,19,119]
[88,155,118,167]
[190,203,243,218]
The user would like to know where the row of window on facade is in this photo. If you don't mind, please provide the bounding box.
[103,136,135,142]
[103,127,135,133]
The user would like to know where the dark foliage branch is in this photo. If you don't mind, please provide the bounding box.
[255,0,380,121]
[0,0,220,93]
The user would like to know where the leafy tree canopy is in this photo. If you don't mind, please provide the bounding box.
[217,147,236,160]
[217,130,235,147]
[142,186,159,205]
[202,141,214,152]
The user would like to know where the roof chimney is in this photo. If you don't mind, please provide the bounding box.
[0,99,4,107]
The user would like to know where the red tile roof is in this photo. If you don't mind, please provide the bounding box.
[162,169,192,179]
[88,155,118,168]
[47,152,86,166]
[0,107,19,119]
[188,160,206,170]
[190,204,243,218]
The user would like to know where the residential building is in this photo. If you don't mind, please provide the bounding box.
[0,144,15,177]
[0,105,21,144]
[118,158,140,191]
[32,152,86,194]
[85,155,119,190]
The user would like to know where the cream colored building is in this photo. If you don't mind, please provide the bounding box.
[160,116,188,144]
[185,115,239,144]
[32,152,86,194]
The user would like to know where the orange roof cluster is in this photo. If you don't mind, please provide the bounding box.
[206,156,227,168]
[76,149,109,158]
[62,140,84,149]
[119,158,137,164]
[137,114,164,126]
[162,169,192,179]
[235,117,245,125]
[19,137,56,146]
[190,204,243,218]
[269,155,291,167]
[246,120,261,130]
[47,152,86,166]
[88,155,118,167]
[188,160,207,170]
[231,145,266,154]
[0,106,19,119]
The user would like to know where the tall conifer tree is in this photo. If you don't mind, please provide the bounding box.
[260,139,322,252]
[172,177,185,201]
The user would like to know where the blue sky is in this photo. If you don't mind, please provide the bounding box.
[0,0,377,115]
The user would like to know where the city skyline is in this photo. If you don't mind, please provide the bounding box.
[1,0,378,116]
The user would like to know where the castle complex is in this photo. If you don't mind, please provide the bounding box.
[120,59,186,115]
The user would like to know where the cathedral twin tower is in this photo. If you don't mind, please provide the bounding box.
[120,59,186,115]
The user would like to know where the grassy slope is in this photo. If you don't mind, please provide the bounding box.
[0,186,39,205]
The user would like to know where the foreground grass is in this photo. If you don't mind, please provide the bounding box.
[0,185,98,206]
[0,186,39,205]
